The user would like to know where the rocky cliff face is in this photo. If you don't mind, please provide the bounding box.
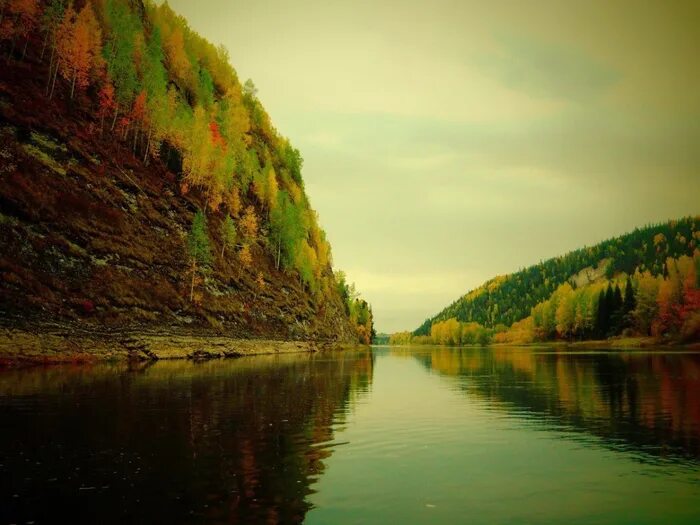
[0,59,356,343]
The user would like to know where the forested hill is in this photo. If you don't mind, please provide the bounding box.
[0,0,373,343]
[414,217,699,335]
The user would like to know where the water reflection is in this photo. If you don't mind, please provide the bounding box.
[0,350,373,524]
[403,346,700,462]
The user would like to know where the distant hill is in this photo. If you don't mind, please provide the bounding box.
[414,217,699,336]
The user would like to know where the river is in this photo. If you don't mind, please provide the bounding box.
[1,346,699,524]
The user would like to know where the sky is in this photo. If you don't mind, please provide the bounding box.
[165,0,700,333]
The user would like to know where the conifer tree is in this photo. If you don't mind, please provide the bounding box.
[221,215,236,258]
[622,276,636,329]
[187,210,211,302]
[611,284,624,334]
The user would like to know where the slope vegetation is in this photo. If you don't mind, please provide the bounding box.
[411,218,699,343]
[0,0,372,343]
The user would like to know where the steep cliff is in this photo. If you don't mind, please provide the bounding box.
[0,1,369,344]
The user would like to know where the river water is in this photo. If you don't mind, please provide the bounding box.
[1,346,699,524]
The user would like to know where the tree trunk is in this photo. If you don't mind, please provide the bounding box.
[143,130,151,163]
[276,239,281,270]
[70,72,76,99]
[49,58,60,99]
[7,36,16,62]
[45,40,56,95]
[40,30,49,61]
[111,104,119,131]
[190,261,197,302]
[21,36,29,61]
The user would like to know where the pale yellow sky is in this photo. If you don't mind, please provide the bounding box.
[165,0,700,332]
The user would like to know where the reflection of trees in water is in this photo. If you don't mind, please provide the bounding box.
[0,350,374,524]
[409,346,700,461]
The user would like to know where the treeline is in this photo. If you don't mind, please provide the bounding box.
[393,251,699,346]
[336,271,375,344]
[390,319,493,346]
[415,217,699,335]
[498,253,699,344]
[0,0,373,341]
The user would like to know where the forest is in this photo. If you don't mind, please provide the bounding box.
[0,0,374,343]
[394,218,700,346]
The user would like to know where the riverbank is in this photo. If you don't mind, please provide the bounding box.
[502,337,700,351]
[0,326,361,368]
[378,337,700,351]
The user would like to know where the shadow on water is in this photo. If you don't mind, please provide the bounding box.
[402,345,700,464]
[0,350,374,524]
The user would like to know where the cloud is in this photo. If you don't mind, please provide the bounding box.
[479,34,619,102]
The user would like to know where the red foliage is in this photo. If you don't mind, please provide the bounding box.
[131,90,147,124]
[209,121,225,148]
[81,299,95,314]
[0,0,40,40]
[98,80,116,120]
[680,272,700,322]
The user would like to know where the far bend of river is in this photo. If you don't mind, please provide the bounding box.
[2,346,700,524]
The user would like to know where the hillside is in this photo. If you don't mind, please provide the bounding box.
[410,218,699,343]
[0,0,373,345]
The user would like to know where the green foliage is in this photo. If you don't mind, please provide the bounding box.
[102,0,141,108]
[197,67,215,108]
[281,141,303,185]
[187,210,212,267]
[20,0,374,328]
[221,215,236,258]
[269,191,305,269]
[415,217,698,335]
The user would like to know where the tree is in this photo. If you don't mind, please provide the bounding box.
[221,215,236,258]
[97,78,116,132]
[242,78,257,97]
[238,243,252,268]
[41,0,65,93]
[633,271,660,335]
[182,105,214,189]
[56,1,102,98]
[3,0,40,60]
[266,167,279,212]
[610,284,624,334]
[140,25,168,160]
[239,205,258,241]
[40,0,64,61]
[103,0,140,125]
[595,288,609,338]
[555,283,575,340]
[187,210,211,302]
[622,276,636,329]
[269,191,304,271]
[165,26,191,91]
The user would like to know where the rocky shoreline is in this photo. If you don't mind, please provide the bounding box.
[0,326,360,367]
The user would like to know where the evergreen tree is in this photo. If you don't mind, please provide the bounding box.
[611,284,624,334]
[595,289,608,338]
[187,210,211,301]
[220,215,236,258]
[622,276,636,329]
[604,285,614,336]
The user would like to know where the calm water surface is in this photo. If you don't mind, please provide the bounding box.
[1,346,700,524]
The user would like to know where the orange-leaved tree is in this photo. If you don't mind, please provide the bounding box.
[55,2,102,99]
